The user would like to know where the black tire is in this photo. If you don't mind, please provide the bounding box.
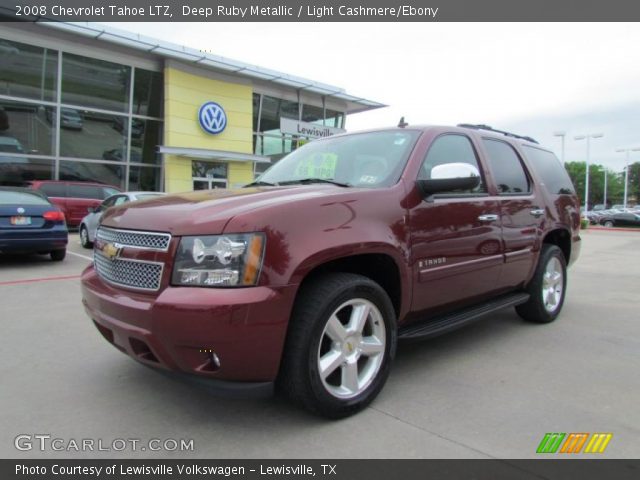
[278,273,397,419]
[516,244,567,323]
[50,249,66,262]
[603,220,614,228]
[80,225,93,249]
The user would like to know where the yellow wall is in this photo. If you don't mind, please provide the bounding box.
[163,66,254,193]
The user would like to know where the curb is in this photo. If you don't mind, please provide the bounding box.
[586,226,640,233]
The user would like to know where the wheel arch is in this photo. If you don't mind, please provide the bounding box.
[542,228,571,264]
[291,249,409,322]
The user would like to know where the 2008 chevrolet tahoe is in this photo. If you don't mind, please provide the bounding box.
[81,124,581,418]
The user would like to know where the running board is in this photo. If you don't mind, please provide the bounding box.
[398,293,530,340]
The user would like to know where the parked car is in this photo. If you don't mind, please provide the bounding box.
[600,212,640,228]
[81,124,581,418]
[46,108,84,130]
[102,148,142,163]
[0,135,25,154]
[27,180,121,228]
[79,191,166,248]
[0,187,68,261]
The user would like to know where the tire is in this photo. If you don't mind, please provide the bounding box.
[278,273,397,419]
[50,249,66,262]
[603,220,614,228]
[516,244,567,323]
[80,225,93,249]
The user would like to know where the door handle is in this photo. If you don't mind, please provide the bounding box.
[530,209,545,217]
[478,214,499,222]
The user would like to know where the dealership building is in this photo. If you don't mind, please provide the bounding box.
[0,22,383,192]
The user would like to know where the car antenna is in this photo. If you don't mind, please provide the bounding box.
[398,116,408,128]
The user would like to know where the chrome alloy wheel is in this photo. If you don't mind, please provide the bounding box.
[542,256,564,313]
[317,298,386,399]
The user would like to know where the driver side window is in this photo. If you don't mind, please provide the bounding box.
[418,134,486,194]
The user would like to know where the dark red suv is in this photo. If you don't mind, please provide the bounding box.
[81,124,581,418]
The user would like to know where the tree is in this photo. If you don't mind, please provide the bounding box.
[564,161,624,207]
[628,161,640,205]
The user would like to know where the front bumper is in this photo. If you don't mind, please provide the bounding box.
[81,266,297,389]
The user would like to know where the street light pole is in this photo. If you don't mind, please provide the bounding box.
[553,131,566,163]
[575,133,604,213]
[603,168,607,208]
[616,147,640,209]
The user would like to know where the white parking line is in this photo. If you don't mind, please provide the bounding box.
[67,250,93,262]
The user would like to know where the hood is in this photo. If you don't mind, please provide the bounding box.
[100,185,348,236]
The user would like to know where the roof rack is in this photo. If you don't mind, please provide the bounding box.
[457,124,539,144]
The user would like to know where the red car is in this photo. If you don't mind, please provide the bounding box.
[81,124,581,418]
[28,181,121,228]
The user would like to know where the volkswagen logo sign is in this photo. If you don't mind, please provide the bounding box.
[198,101,227,135]
[17,207,25,214]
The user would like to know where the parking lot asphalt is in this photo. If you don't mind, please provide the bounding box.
[1,230,638,459]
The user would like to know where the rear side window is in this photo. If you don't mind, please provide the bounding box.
[39,183,66,197]
[419,134,486,194]
[69,184,102,199]
[0,191,50,205]
[482,139,531,194]
[522,146,575,195]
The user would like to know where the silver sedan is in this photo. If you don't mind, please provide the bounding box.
[79,191,165,248]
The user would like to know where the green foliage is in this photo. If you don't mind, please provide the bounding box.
[564,161,625,207]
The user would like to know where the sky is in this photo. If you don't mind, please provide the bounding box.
[106,22,640,172]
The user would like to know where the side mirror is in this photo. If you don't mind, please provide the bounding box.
[417,162,481,197]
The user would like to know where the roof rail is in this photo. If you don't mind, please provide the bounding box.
[457,124,539,144]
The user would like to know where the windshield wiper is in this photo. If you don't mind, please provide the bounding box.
[244,180,279,187]
[278,178,352,187]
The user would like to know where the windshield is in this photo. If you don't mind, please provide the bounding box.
[256,130,421,188]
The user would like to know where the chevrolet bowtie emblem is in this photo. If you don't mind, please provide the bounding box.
[101,242,123,261]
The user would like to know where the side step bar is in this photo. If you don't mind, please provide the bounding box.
[398,292,530,340]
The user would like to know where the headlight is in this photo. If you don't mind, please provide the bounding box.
[172,233,265,287]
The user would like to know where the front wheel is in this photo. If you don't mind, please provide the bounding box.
[80,225,92,249]
[516,244,567,323]
[278,273,397,418]
[603,220,614,228]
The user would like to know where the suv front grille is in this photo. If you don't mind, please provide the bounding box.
[96,226,171,251]
[94,251,163,291]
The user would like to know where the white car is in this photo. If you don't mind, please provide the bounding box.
[79,191,165,248]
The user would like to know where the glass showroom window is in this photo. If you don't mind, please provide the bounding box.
[131,118,162,165]
[0,99,55,156]
[302,103,324,124]
[0,39,58,102]
[325,108,345,129]
[192,161,228,190]
[128,165,162,191]
[133,68,163,118]
[59,111,129,161]
[61,52,131,113]
[0,158,55,186]
[59,160,125,190]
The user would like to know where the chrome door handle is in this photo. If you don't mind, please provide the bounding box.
[530,209,545,217]
[478,214,499,222]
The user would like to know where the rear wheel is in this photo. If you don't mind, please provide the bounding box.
[278,273,397,418]
[80,225,92,248]
[50,249,66,262]
[516,244,566,323]
[603,220,614,228]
